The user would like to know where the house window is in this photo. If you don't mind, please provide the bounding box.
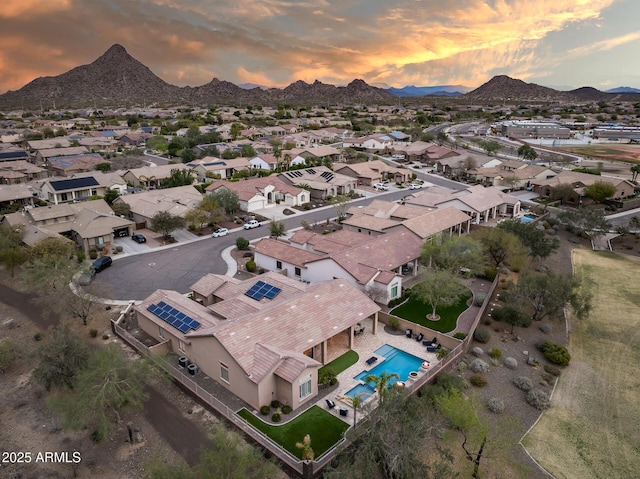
[220,362,230,383]
[60,193,68,202]
[276,260,282,269]
[294,267,301,277]
[178,340,185,353]
[96,237,104,248]
[158,327,165,339]
[391,284,399,298]
[299,374,312,399]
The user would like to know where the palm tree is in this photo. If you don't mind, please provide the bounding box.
[630,164,640,182]
[365,371,399,405]
[273,148,282,172]
[295,434,314,461]
[283,153,292,171]
[629,216,640,233]
[347,393,367,429]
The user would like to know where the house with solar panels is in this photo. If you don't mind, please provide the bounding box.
[205,176,309,212]
[278,166,356,200]
[36,176,108,205]
[134,272,380,411]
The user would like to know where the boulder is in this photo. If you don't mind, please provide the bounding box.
[469,358,490,373]
[504,357,518,369]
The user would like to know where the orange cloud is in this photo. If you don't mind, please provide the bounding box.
[0,0,70,18]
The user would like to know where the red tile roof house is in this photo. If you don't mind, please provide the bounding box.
[252,228,425,305]
[278,166,357,200]
[134,273,380,411]
[206,176,310,213]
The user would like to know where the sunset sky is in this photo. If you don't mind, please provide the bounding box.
[0,0,638,94]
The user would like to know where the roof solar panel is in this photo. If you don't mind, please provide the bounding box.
[146,302,202,333]
[157,301,167,309]
[178,323,191,333]
[191,320,201,330]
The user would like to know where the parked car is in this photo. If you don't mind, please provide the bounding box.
[115,229,128,237]
[131,233,146,243]
[373,183,389,191]
[212,228,229,237]
[243,220,261,229]
[91,256,112,274]
[409,183,423,190]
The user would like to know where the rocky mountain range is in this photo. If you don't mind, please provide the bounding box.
[0,44,638,109]
[467,75,640,103]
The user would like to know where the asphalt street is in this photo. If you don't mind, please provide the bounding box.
[90,176,459,301]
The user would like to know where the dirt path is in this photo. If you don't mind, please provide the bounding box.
[0,281,213,471]
[143,385,212,467]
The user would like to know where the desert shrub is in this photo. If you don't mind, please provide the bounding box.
[539,324,552,334]
[282,405,292,414]
[513,376,533,391]
[541,372,556,385]
[318,368,337,386]
[89,250,98,260]
[436,348,450,360]
[471,347,483,357]
[490,358,500,367]
[474,326,491,343]
[526,389,551,410]
[89,329,98,338]
[115,245,123,253]
[270,400,281,409]
[488,348,502,359]
[102,334,109,340]
[470,374,488,387]
[504,357,518,369]
[474,293,487,306]
[34,333,43,341]
[544,364,561,377]
[469,359,490,373]
[542,342,571,366]
[76,251,86,263]
[272,413,281,422]
[535,341,547,352]
[487,398,505,414]
[388,317,399,330]
[236,237,250,250]
[0,340,15,373]
[260,405,270,415]
[483,317,493,326]
[245,261,257,272]
[453,332,467,340]
[457,361,467,372]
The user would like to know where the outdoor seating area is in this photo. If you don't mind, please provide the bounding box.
[422,337,438,346]
[339,408,349,417]
[366,356,378,365]
[427,343,441,352]
[354,323,365,336]
[326,399,336,409]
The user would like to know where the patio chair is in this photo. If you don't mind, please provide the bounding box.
[427,344,441,352]
[415,333,424,343]
[339,408,348,417]
[366,356,378,365]
[406,328,413,338]
[354,325,365,336]
[326,399,336,409]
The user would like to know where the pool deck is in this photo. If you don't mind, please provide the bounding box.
[314,317,439,423]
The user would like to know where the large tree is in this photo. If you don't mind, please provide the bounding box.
[150,211,186,240]
[162,168,195,188]
[421,234,487,275]
[209,188,239,216]
[33,325,90,390]
[269,220,286,240]
[583,180,616,204]
[332,194,351,223]
[51,345,152,441]
[412,270,468,320]
[472,227,528,270]
[21,237,78,292]
[497,220,559,261]
[517,144,538,162]
[556,208,611,238]
[510,271,592,321]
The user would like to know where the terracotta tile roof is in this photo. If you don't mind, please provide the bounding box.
[341,214,398,232]
[190,274,239,298]
[401,206,471,239]
[254,238,325,267]
[373,270,397,285]
[189,279,380,380]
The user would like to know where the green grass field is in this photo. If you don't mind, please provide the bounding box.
[319,350,359,376]
[390,292,472,333]
[237,405,349,459]
[522,250,640,478]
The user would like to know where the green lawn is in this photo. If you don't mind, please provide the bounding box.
[318,350,359,376]
[390,292,472,333]
[237,405,349,459]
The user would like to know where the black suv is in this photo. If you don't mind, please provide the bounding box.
[132,233,146,243]
[92,256,113,273]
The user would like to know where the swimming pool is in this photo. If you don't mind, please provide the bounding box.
[344,383,376,399]
[353,344,424,387]
[519,213,537,223]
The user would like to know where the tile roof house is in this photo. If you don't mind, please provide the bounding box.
[45,153,106,177]
[253,228,424,304]
[0,161,48,185]
[113,185,203,227]
[35,176,108,205]
[2,199,133,253]
[530,170,636,204]
[205,176,309,212]
[121,164,193,188]
[278,166,357,199]
[34,146,89,164]
[404,184,521,223]
[135,274,381,411]
[0,183,36,211]
[467,163,557,190]
[333,159,410,186]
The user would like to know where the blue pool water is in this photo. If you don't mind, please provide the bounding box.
[344,383,376,399]
[353,344,424,387]
[519,213,537,223]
